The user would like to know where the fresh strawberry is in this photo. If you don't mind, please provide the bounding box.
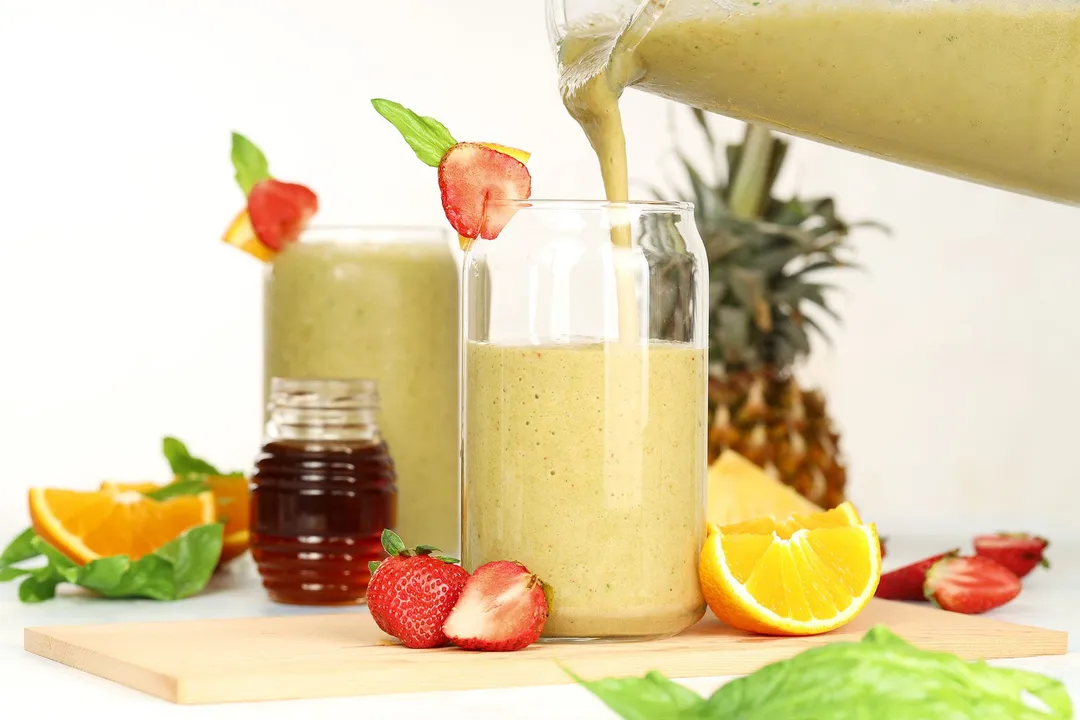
[247,178,318,251]
[875,549,959,601]
[442,560,550,652]
[923,555,1021,615]
[438,142,532,241]
[365,530,469,649]
[974,533,1050,579]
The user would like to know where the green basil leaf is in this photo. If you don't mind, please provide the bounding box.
[0,566,31,582]
[99,555,177,601]
[75,556,132,593]
[701,626,1073,719]
[230,132,271,195]
[149,523,224,599]
[0,527,39,567]
[83,524,223,601]
[30,536,79,581]
[19,572,61,603]
[8,526,223,603]
[565,627,1073,720]
[162,436,222,477]
[371,98,457,168]
[564,666,705,719]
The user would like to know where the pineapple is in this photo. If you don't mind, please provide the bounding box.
[655,111,886,509]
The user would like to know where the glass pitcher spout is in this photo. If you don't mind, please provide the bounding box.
[549,0,1080,206]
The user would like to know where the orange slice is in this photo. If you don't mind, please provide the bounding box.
[99,481,159,494]
[699,517,881,636]
[99,476,250,565]
[223,209,275,262]
[206,475,250,564]
[715,500,861,539]
[30,486,216,565]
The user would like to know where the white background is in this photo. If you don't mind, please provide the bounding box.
[1,0,1078,542]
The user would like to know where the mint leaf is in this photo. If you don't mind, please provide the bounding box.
[146,477,211,502]
[0,528,39,567]
[371,99,457,168]
[231,132,271,195]
[563,665,705,719]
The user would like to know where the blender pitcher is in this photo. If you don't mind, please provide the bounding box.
[548,0,1080,205]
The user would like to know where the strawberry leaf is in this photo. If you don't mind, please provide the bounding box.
[231,132,271,195]
[368,560,380,575]
[371,99,457,168]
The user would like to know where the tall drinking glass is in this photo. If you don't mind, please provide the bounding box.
[461,200,708,641]
[264,226,460,555]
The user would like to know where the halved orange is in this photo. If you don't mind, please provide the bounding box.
[99,476,250,565]
[699,513,881,636]
[30,486,216,565]
[715,501,862,539]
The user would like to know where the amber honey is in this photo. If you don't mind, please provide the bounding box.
[250,378,397,605]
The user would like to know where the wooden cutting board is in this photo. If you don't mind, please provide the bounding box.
[24,599,1067,705]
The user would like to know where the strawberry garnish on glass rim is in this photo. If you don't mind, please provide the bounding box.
[371,98,532,251]
[222,132,319,262]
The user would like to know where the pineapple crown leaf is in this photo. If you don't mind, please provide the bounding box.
[656,109,887,372]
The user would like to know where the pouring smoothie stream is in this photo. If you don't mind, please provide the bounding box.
[553,0,1080,205]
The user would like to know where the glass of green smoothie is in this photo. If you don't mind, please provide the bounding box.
[263,226,461,556]
[461,200,708,641]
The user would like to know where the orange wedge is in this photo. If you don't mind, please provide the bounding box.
[205,475,250,564]
[99,476,250,565]
[30,486,216,565]
[699,509,881,636]
[223,209,275,262]
[715,500,861,539]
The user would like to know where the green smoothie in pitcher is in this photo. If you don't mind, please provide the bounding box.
[557,0,1080,205]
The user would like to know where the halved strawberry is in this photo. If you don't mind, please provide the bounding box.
[247,178,318,251]
[875,549,958,601]
[973,533,1049,579]
[924,555,1021,615]
[442,560,549,652]
[438,142,531,241]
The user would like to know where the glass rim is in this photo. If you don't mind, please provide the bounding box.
[298,224,451,244]
[488,199,693,211]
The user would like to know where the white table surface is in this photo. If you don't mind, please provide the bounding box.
[1,534,1078,719]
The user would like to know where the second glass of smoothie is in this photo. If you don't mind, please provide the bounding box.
[264,226,460,555]
[462,200,708,641]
